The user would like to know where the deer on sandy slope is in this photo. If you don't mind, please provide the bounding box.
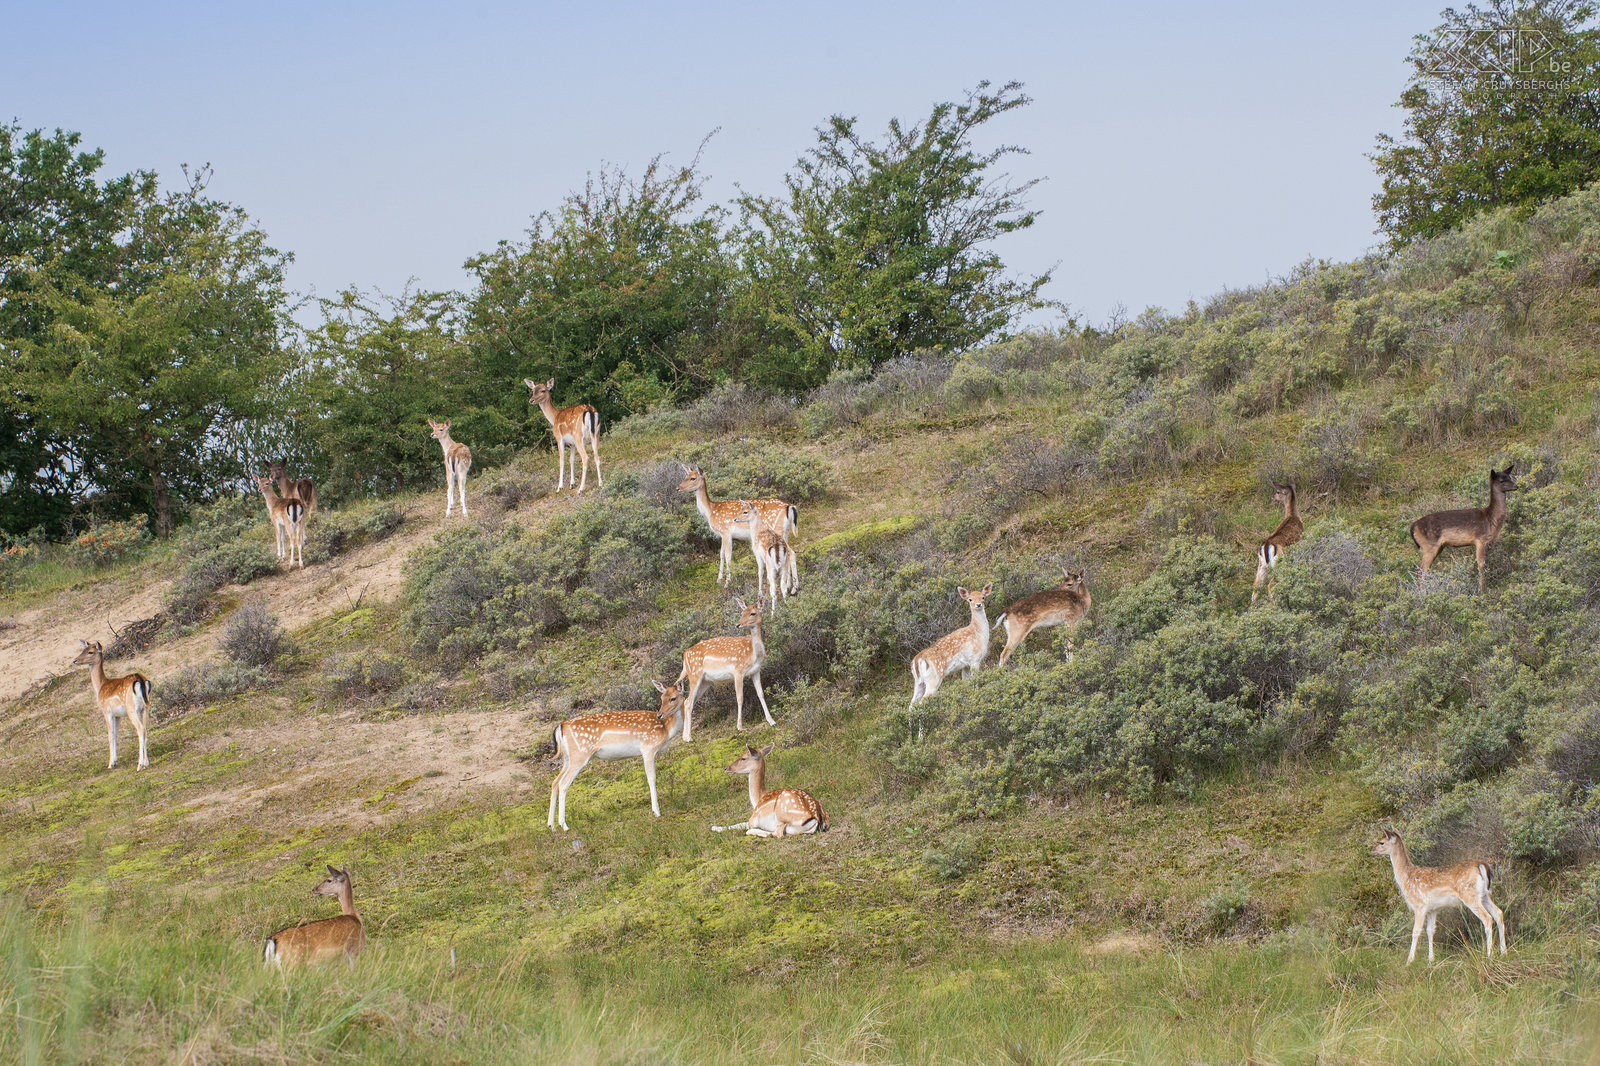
[1252,483,1303,604]
[263,864,366,968]
[427,419,473,518]
[548,680,687,832]
[72,639,152,771]
[525,378,603,492]
[676,596,773,743]
[253,475,305,568]
[268,460,318,523]
[1410,465,1518,592]
[678,465,798,586]
[1372,829,1506,964]
[908,583,992,733]
[737,499,798,613]
[995,569,1091,668]
[711,743,829,837]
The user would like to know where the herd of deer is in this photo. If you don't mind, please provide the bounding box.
[66,375,1527,967]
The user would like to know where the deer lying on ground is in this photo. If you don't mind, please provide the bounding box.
[908,583,992,734]
[676,596,773,742]
[711,744,829,837]
[547,680,686,831]
[525,378,602,492]
[427,419,473,518]
[1371,829,1506,964]
[72,639,153,770]
[1252,483,1302,604]
[678,465,797,586]
[263,864,366,968]
[1410,465,1518,592]
[995,569,1090,668]
[254,474,305,567]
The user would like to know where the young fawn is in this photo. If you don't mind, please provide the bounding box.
[427,419,474,518]
[909,584,993,726]
[1410,465,1517,592]
[254,474,305,568]
[1372,829,1506,964]
[710,743,829,837]
[72,639,153,770]
[547,680,686,831]
[525,378,602,492]
[737,500,798,612]
[677,465,798,586]
[995,569,1090,668]
[676,596,773,742]
[263,864,365,968]
[1252,483,1302,603]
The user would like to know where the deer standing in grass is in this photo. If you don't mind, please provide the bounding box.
[263,864,366,968]
[737,500,798,612]
[995,569,1090,668]
[72,639,152,771]
[525,378,602,492]
[1252,483,1302,604]
[908,583,992,734]
[676,596,773,742]
[1410,465,1518,592]
[547,680,686,832]
[678,465,797,586]
[1372,829,1506,964]
[427,419,473,518]
[711,744,829,837]
[268,460,318,523]
[254,474,305,568]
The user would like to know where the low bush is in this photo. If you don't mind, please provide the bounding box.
[220,602,287,667]
[69,515,149,566]
[321,650,406,700]
[677,439,829,503]
[304,505,406,563]
[161,541,280,629]
[160,660,270,711]
[682,381,794,436]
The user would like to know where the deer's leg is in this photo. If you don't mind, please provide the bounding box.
[1425,910,1438,962]
[575,435,589,493]
[996,622,1024,669]
[682,674,702,743]
[745,826,773,837]
[1484,895,1507,954]
[1252,549,1269,604]
[1407,911,1424,965]
[132,702,150,770]
[1066,624,1078,663]
[1475,540,1488,592]
[751,671,773,725]
[457,467,469,519]
[1417,543,1440,582]
[733,675,745,731]
[1465,900,1495,957]
[588,429,603,487]
[642,748,662,816]
[556,752,592,832]
[711,821,749,833]
[547,763,561,829]
[105,711,119,769]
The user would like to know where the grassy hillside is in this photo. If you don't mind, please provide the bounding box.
[7,189,1600,1063]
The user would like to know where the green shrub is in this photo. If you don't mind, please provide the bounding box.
[69,515,149,566]
[161,660,270,711]
[678,439,828,503]
[304,504,406,563]
[322,650,406,700]
[220,602,287,667]
[1199,881,1251,935]
[922,833,981,880]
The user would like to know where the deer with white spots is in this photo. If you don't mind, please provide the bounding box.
[908,583,992,733]
[547,680,687,831]
[1371,829,1506,964]
[1252,483,1302,604]
[737,499,798,612]
[995,569,1090,668]
[525,378,602,492]
[678,465,797,586]
[263,864,366,968]
[1410,465,1518,592]
[711,744,829,837]
[427,419,473,518]
[676,596,773,742]
[72,640,153,771]
[253,474,305,568]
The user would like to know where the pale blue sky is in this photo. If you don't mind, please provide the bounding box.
[3,1,1442,325]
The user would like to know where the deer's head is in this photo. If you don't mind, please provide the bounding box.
[71,639,102,666]
[735,596,765,629]
[524,378,556,405]
[1059,569,1087,592]
[267,460,288,481]
[958,583,993,612]
[427,419,451,441]
[312,864,351,897]
[677,465,706,493]
[1371,829,1403,857]
[252,474,276,494]
[1491,465,1518,493]
[1271,483,1296,507]
[724,743,774,776]
[651,679,686,722]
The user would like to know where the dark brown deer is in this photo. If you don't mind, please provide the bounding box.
[1410,466,1518,592]
[1252,483,1303,604]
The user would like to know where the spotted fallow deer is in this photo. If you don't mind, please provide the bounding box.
[736,499,799,613]
[908,583,992,733]
[427,419,473,518]
[72,639,152,770]
[263,864,366,968]
[1410,465,1518,592]
[711,743,829,837]
[1252,483,1303,604]
[525,378,602,492]
[677,465,797,586]
[268,460,318,522]
[676,596,773,742]
[1371,829,1506,964]
[995,569,1091,668]
[547,680,687,831]
[254,475,305,568]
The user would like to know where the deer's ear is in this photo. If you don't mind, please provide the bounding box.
[524,378,536,389]
[546,378,555,389]
[760,743,775,757]
[746,746,759,757]
[326,863,340,876]
[735,596,748,610]
[957,586,969,600]
[981,582,993,596]
[342,865,350,877]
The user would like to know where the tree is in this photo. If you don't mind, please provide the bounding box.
[736,81,1054,387]
[2,169,291,537]
[463,147,734,424]
[1373,1,1600,245]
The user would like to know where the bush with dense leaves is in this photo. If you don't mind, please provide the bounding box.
[220,601,287,666]
[161,660,270,711]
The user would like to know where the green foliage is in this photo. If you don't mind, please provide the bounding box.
[162,540,279,629]
[219,601,286,667]
[302,504,405,564]
[159,659,270,711]
[67,514,149,566]
[678,439,829,502]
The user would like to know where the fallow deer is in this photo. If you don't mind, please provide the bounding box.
[72,639,152,770]
[737,499,799,613]
[1410,465,1518,592]
[254,475,305,568]
[908,583,993,733]
[525,378,603,492]
[547,680,687,831]
[263,864,366,968]
[268,460,318,522]
[1252,483,1302,604]
[676,596,773,742]
[427,419,473,518]
[678,465,797,586]
[1371,829,1506,964]
[995,569,1090,668]
[710,743,829,837]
